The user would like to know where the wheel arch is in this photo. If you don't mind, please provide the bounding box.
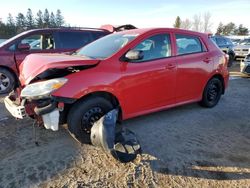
[63,90,123,123]
[0,65,19,87]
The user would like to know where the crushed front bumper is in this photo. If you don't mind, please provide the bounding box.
[4,95,60,131]
[4,96,26,119]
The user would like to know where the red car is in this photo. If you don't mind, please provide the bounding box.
[0,28,110,94]
[5,28,229,143]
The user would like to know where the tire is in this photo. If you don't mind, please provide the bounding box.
[67,96,113,144]
[228,54,234,67]
[199,78,223,108]
[0,68,15,94]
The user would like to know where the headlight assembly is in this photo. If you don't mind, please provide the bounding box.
[21,78,68,99]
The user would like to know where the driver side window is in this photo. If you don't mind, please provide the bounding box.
[132,33,171,62]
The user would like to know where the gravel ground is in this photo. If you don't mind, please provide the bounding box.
[0,62,250,188]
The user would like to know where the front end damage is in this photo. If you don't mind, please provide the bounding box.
[5,75,141,163]
[4,89,75,131]
[5,93,141,162]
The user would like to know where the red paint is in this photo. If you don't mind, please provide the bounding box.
[20,28,229,120]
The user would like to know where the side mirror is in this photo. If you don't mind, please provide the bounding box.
[18,43,30,51]
[124,50,143,61]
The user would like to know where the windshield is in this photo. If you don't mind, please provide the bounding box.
[76,33,138,59]
[239,39,250,45]
[0,30,30,48]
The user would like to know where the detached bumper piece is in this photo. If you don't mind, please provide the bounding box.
[91,109,141,163]
[34,100,59,131]
[4,96,26,119]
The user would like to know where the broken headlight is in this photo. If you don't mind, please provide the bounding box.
[21,78,68,99]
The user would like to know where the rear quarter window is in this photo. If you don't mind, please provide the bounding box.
[56,31,93,49]
[176,34,204,55]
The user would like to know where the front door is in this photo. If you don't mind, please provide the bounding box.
[120,33,176,118]
[14,33,56,67]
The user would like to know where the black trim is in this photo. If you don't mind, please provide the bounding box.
[53,96,76,104]
[34,100,57,116]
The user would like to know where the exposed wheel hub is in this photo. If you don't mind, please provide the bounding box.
[82,107,104,133]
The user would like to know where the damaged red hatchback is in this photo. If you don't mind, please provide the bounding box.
[5,28,229,143]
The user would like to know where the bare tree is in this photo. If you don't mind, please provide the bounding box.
[192,14,202,32]
[203,12,212,32]
[180,19,192,30]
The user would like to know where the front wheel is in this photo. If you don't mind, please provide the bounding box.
[67,97,114,144]
[0,68,15,94]
[199,78,223,108]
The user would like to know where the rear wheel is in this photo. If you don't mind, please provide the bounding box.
[0,68,15,94]
[199,78,223,108]
[67,97,113,144]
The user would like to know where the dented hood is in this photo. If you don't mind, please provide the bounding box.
[19,53,100,85]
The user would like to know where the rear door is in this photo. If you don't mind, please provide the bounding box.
[174,34,213,103]
[54,31,93,52]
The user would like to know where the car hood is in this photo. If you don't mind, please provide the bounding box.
[234,45,250,49]
[19,53,100,86]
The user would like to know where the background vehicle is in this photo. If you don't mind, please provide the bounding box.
[211,35,235,67]
[231,38,241,45]
[234,38,250,59]
[0,28,110,94]
[240,54,250,75]
[5,28,229,144]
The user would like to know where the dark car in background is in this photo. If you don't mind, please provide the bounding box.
[211,35,235,67]
[0,28,110,94]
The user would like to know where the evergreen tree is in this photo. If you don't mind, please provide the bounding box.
[173,16,181,28]
[50,12,56,28]
[16,13,26,33]
[6,13,16,36]
[26,8,35,29]
[36,10,43,28]
[56,9,64,27]
[222,22,236,35]
[7,13,15,26]
[235,24,249,35]
[216,22,224,35]
[43,9,50,28]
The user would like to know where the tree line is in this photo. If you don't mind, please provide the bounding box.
[173,13,249,36]
[0,8,65,38]
[216,22,248,36]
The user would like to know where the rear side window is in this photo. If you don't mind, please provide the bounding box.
[57,31,92,49]
[176,34,203,55]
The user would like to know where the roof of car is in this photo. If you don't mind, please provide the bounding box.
[117,28,209,37]
[26,27,110,33]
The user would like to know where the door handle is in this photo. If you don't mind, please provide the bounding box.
[165,64,176,70]
[203,58,212,63]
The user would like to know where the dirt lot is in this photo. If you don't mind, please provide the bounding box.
[0,61,250,188]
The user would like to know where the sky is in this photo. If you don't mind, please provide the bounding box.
[0,0,249,33]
